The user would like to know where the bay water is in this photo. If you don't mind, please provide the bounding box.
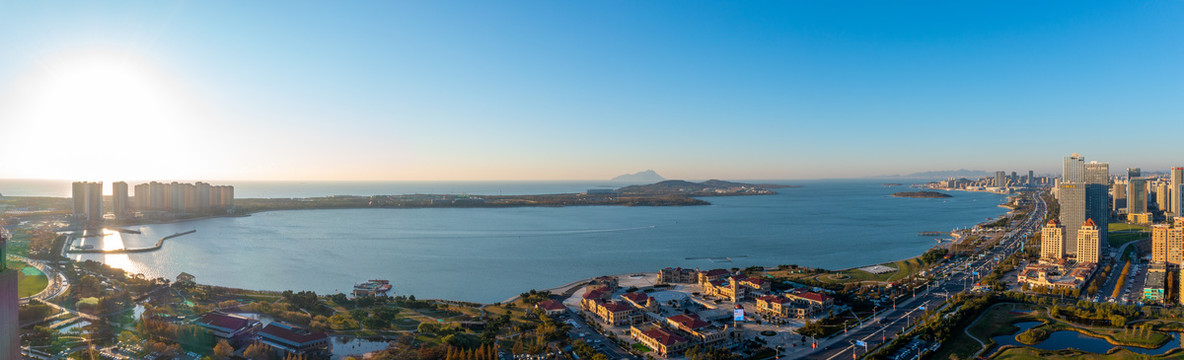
[60,179,1007,303]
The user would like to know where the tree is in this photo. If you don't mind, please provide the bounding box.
[243,342,273,360]
[214,340,235,358]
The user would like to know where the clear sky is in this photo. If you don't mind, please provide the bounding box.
[1,1,1182,181]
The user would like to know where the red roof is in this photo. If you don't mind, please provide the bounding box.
[200,313,254,331]
[622,292,650,303]
[536,300,567,311]
[702,269,730,276]
[1046,219,1061,227]
[260,323,327,345]
[667,314,710,330]
[642,328,688,346]
[758,295,793,304]
[793,291,832,303]
[1083,218,1096,227]
[583,288,608,299]
[601,301,634,313]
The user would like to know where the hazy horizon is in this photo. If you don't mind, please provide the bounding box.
[3,2,1183,181]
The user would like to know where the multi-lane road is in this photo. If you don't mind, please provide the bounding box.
[800,190,1047,359]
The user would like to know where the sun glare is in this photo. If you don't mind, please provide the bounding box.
[1,49,212,181]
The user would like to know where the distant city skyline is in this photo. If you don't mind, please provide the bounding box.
[2,2,1184,181]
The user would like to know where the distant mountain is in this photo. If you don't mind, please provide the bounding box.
[616,179,789,196]
[612,170,665,183]
[878,169,993,179]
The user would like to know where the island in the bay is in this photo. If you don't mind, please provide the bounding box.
[236,179,794,213]
[890,190,953,198]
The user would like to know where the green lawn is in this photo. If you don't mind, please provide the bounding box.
[7,260,48,297]
[1108,232,1148,247]
[932,303,1040,360]
[1108,223,1150,232]
[631,343,651,353]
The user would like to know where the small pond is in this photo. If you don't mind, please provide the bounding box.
[993,321,1182,355]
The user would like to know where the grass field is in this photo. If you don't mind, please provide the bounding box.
[932,303,1040,359]
[6,260,48,297]
[770,257,928,285]
[1108,232,1149,247]
[1108,223,1151,232]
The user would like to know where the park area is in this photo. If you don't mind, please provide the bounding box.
[7,259,48,297]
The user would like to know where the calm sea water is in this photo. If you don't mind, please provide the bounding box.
[63,179,1008,303]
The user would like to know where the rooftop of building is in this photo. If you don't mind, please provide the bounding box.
[260,322,328,345]
[642,328,689,346]
[535,300,567,311]
[667,313,711,330]
[199,312,258,332]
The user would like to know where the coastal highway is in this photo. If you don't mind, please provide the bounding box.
[800,189,1047,360]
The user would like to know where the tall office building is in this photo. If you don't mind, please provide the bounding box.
[71,181,104,221]
[1113,181,1127,212]
[1028,170,1034,185]
[1064,154,1085,183]
[1157,182,1170,212]
[1129,178,1148,215]
[1172,167,1184,215]
[113,181,129,219]
[1076,219,1101,264]
[0,229,19,360]
[995,171,1007,188]
[1040,219,1064,261]
[1083,162,1110,249]
[1059,183,1086,254]
[1128,168,1141,179]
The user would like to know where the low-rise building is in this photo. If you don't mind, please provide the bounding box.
[258,322,330,358]
[197,312,261,347]
[580,288,611,311]
[756,295,810,318]
[631,325,689,357]
[659,267,698,284]
[535,300,568,316]
[621,292,656,310]
[1144,263,1168,302]
[786,289,834,309]
[666,313,729,345]
[592,301,643,326]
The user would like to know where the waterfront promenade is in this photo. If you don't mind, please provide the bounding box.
[65,230,196,254]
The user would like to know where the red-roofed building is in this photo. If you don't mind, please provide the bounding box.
[594,301,643,326]
[666,314,728,345]
[580,288,611,311]
[535,300,568,316]
[631,325,689,357]
[756,295,807,318]
[258,322,331,358]
[787,289,834,308]
[698,269,732,284]
[197,312,261,347]
[621,292,655,310]
[659,267,697,284]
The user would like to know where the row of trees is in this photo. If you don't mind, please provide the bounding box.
[1112,260,1131,299]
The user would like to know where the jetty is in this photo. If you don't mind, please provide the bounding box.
[67,230,196,254]
[917,231,946,236]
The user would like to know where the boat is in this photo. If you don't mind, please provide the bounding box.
[353,279,393,297]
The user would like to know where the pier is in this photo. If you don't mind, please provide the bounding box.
[67,230,196,254]
[917,231,946,236]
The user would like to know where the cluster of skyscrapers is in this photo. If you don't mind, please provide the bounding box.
[1111,167,1184,223]
[1040,154,1110,264]
[71,181,235,222]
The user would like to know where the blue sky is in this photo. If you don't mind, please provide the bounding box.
[1,1,1182,181]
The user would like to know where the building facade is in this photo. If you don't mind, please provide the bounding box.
[1040,219,1064,261]
[1076,219,1101,264]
